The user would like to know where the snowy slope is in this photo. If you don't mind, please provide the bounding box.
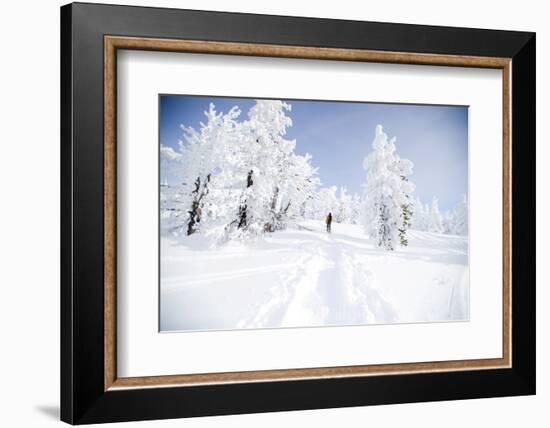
[160,220,468,332]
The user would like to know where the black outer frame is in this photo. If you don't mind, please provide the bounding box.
[60,2,535,424]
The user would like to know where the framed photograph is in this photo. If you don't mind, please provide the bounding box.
[61,2,536,424]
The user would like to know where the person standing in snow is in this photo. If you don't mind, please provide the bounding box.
[326,212,333,233]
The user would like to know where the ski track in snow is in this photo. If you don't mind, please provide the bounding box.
[160,220,468,332]
[237,232,397,329]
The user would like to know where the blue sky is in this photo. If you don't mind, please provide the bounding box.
[160,95,468,211]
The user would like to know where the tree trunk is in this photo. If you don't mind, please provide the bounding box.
[237,170,254,229]
[186,173,210,235]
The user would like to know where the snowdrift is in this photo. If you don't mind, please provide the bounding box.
[160,220,468,332]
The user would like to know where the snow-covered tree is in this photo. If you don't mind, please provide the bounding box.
[349,193,363,224]
[441,212,454,234]
[259,150,320,232]
[160,103,244,237]
[225,100,301,237]
[429,196,444,233]
[451,194,468,236]
[159,149,184,233]
[306,186,339,220]
[361,125,415,250]
[399,200,413,245]
[408,194,468,236]
[282,152,320,226]
[335,187,353,223]
[392,156,414,246]
[159,180,189,235]
[409,195,467,236]
[411,197,430,231]
[180,104,243,236]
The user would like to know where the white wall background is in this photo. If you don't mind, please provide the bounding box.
[0,0,546,426]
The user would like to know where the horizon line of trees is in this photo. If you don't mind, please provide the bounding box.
[160,101,468,250]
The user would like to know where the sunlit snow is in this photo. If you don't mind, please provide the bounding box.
[160,220,468,332]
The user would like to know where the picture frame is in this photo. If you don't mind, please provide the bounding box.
[60,2,535,424]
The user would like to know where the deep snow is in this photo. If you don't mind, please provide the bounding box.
[160,220,468,332]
